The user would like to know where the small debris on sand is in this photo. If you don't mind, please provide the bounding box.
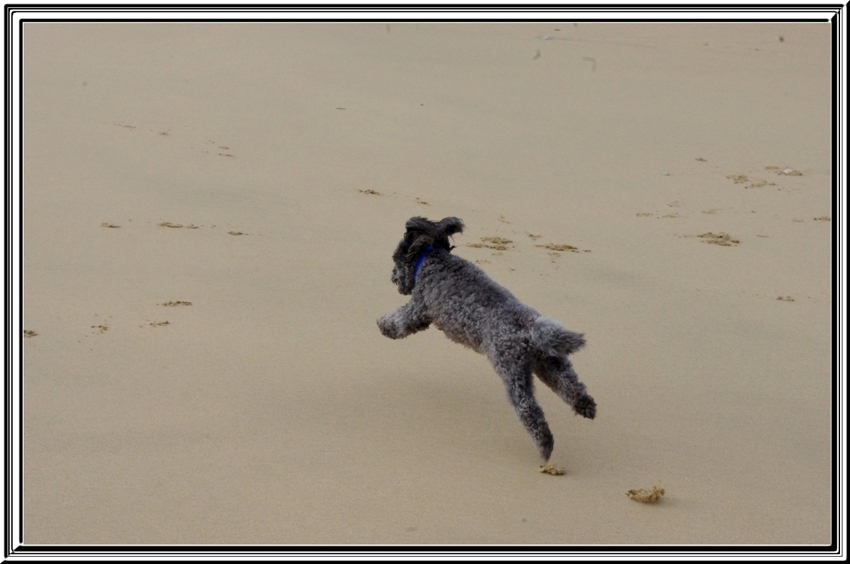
[539,463,565,476]
[23,330,37,338]
[160,301,192,307]
[627,486,665,503]
[698,232,739,247]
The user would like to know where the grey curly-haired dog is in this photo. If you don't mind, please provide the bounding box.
[377,216,596,462]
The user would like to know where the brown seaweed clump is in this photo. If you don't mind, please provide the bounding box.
[626,486,665,503]
[539,463,565,476]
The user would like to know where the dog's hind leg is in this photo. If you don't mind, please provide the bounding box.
[492,359,555,461]
[534,355,597,419]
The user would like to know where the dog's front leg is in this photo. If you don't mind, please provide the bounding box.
[377,300,431,339]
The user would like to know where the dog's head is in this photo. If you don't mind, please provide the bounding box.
[390,216,464,294]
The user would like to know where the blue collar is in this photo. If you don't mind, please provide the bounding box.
[413,245,434,280]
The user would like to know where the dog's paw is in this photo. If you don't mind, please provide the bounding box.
[573,394,596,419]
[376,316,398,338]
[536,428,554,461]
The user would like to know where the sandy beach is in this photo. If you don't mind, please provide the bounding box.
[21,22,833,545]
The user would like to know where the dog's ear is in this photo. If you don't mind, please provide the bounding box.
[406,236,432,262]
[433,217,464,252]
[404,216,436,238]
[403,217,436,261]
[436,217,464,238]
[402,216,465,260]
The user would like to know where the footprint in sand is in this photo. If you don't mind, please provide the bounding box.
[726,174,749,184]
[745,179,776,189]
[467,237,514,251]
[536,243,590,257]
[696,232,740,246]
[535,243,581,253]
[636,202,684,219]
[158,222,200,229]
[495,239,590,263]
[204,140,235,158]
[726,174,776,189]
[116,125,236,158]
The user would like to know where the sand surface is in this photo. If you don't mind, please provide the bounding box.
[22,22,833,545]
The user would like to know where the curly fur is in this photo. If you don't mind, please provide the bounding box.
[377,216,596,462]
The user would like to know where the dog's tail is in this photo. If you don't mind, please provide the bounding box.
[530,316,586,356]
